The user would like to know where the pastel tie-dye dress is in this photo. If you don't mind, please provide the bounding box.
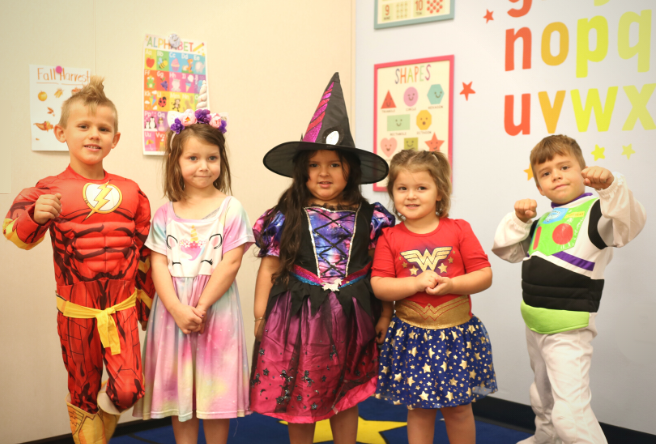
[133,196,254,421]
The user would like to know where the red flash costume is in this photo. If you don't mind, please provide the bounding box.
[3,166,154,416]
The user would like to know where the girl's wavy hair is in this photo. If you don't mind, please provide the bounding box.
[258,149,365,285]
[163,124,231,202]
[386,150,451,218]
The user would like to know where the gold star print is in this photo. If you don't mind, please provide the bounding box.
[410,347,418,357]
[446,350,452,357]
[488,364,494,370]
[438,263,448,274]
[460,360,468,369]
[622,144,635,159]
[524,165,534,181]
[451,331,458,340]
[469,370,477,378]
[446,392,454,401]
[428,348,435,358]
[407,376,415,386]
[439,331,446,341]
[396,329,404,337]
[449,378,457,386]
[441,362,447,372]
[401,262,407,268]
[468,325,476,333]
[394,373,402,382]
[282,415,407,444]
[409,266,418,275]
[475,353,481,360]
[448,256,454,263]
[423,363,431,373]
[409,331,417,339]
[382,366,389,374]
[393,400,401,405]
[466,342,471,349]
[419,391,429,401]
[591,144,605,161]
[424,333,428,341]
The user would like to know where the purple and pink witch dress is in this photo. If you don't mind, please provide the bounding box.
[133,196,254,422]
[250,201,394,423]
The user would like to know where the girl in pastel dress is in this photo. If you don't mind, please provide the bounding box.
[250,73,395,444]
[372,150,497,444]
[134,109,253,444]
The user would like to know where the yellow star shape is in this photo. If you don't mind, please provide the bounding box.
[419,391,429,401]
[524,165,534,181]
[409,347,417,357]
[475,353,481,360]
[439,331,446,341]
[407,376,415,386]
[448,256,454,263]
[393,400,401,405]
[622,144,635,159]
[438,263,448,274]
[467,325,476,333]
[449,378,457,386]
[394,373,402,382]
[396,329,404,337]
[446,391,454,401]
[283,415,407,444]
[409,331,417,339]
[428,348,435,358]
[441,362,447,372]
[467,387,472,396]
[591,144,605,161]
[423,363,431,373]
[401,262,407,268]
[469,370,477,378]
[460,360,468,369]
[423,333,428,341]
[466,341,471,349]
[382,366,389,374]
[451,331,458,340]
[409,266,418,275]
[446,349,452,357]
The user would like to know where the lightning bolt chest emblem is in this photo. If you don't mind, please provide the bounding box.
[83,181,123,220]
[401,247,452,272]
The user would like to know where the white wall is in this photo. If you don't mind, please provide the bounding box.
[356,0,655,435]
[0,1,355,442]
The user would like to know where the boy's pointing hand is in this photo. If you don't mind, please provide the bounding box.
[514,199,537,223]
[582,167,614,190]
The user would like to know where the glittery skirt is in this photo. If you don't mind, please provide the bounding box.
[249,289,378,423]
[375,314,497,409]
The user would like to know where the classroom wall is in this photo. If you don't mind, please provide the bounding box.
[356,0,655,435]
[0,1,356,442]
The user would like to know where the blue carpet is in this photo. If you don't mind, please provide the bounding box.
[112,397,531,443]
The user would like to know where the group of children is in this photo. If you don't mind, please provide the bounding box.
[4,73,645,444]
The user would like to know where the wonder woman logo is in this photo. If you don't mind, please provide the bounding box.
[401,247,452,272]
[83,182,123,220]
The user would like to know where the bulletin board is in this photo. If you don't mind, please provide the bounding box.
[373,56,454,191]
[143,34,209,155]
[375,0,454,29]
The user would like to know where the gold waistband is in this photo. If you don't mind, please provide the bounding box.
[395,296,471,330]
[56,292,137,355]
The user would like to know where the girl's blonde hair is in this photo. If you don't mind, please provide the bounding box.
[59,76,118,131]
[387,150,452,218]
[163,125,232,202]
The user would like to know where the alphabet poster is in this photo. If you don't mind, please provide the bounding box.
[374,56,454,191]
[29,64,91,152]
[375,0,454,29]
[143,34,208,155]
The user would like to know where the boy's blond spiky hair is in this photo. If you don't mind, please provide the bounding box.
[58,76,119,131]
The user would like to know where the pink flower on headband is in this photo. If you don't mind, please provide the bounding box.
[180,109,197,126]
[209,113,223,129]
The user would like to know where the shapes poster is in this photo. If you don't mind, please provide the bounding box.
[143,34,208,155]
[375,0,454,29]
[29,65,90,152]
[374,56,453,191]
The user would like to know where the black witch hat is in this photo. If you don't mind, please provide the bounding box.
[262,73,388,184]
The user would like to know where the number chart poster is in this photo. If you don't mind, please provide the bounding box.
[143,34,208,155]
[374,56,454,191]
[29,65,90,151]
[375,0,454,29]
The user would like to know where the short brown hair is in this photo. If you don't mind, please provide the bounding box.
[387,150,452,218]
[163,125,232,202]
[530,135,586,185]
[58,76,118,131]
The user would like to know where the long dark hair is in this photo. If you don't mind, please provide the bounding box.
[259,149,366,285]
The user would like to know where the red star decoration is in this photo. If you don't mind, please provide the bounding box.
[460,82,476,101]
[484,10,494,23]
[425,133,445,151]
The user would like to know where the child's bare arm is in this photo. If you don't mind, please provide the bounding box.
[254,256,280,340]
[426,267,492,296]
[371,271,439,301]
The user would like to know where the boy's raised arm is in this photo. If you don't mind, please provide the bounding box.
[3,183,54,250]
[491,202,535,263]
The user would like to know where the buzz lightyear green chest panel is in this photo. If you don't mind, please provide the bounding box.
[528,199,596,257]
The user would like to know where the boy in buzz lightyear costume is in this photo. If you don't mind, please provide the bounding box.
[492,135,646,444]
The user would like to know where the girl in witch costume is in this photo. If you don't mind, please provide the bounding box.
[250,73,395,443]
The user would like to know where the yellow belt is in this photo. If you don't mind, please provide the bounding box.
[395,296,471,330]
[56,292,137,355]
